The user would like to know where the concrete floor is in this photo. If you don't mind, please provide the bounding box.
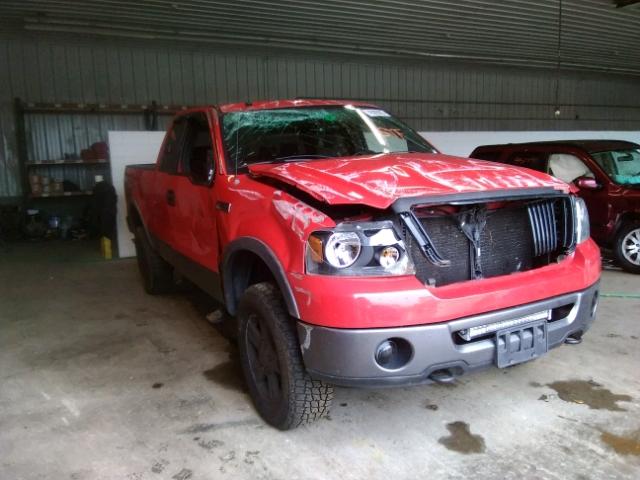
[1,241,639,480]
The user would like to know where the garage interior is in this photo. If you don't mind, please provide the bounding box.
[1,1,640,479]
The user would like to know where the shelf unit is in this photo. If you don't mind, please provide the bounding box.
[26,159,109,166]
[14,98,184,205]
[28,191,94,199]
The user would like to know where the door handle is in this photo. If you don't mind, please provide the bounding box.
[166,189,176,206]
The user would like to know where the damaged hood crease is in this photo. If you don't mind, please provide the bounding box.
[249,153,569,210]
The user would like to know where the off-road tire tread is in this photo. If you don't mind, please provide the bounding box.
[238,282,333,430]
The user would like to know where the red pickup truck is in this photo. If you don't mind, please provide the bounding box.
[125,100,601,430]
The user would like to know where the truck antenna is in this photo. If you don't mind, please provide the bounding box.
[234,124,239,177]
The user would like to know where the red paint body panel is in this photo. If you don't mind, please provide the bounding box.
[249,153,569,209]
[125,101,601,332]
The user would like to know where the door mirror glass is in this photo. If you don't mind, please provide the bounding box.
[575,176,601,190]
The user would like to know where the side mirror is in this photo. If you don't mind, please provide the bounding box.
[575,177,601,190]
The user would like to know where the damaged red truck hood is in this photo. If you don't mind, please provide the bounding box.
[248,153,569,210]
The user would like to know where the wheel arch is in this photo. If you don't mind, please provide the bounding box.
[222,237,300,319]
[613,211,640,240]
[128,202,157,249]
[127,203,145,233]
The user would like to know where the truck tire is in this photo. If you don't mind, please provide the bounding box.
[134,226,174,293]
[237,282,333,430]
[614,222,640,274]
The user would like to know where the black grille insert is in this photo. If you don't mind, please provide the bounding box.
[403,197,573,287]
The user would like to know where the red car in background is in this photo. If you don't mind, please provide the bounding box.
[471,140,640,273]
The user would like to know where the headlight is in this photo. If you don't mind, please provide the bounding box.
[306,221,415,276]
[325,232,361,268]
[574,197,590,244]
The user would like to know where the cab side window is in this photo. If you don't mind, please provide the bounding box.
[180,113,215,185]
[159,119,187,174]
[547,153,594,184]
[507,151,548,172]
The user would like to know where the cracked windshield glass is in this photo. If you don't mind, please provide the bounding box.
[222,105,437,171]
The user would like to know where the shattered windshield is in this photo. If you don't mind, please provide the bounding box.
[591,149,640,185]
[222,105,437,171]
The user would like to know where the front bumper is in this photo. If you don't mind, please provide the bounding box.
[297,281,599,387]
[289,239,601,329]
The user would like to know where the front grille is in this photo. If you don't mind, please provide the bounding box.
[479,205,534,278]
[528,201,558,256]
[409,215,470,286]
[403,197,573,287]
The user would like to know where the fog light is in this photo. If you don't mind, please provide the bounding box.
[374,337,413,370]
[375,340,397,367]
[378,246,400,269]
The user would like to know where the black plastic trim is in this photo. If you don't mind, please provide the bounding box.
[150,233,224,302]
[398,211,451,267]
[221,237,300,318]
[391,187,565,213]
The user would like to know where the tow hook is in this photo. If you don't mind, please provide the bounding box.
[429,369,456,384]
[565,333,583,345]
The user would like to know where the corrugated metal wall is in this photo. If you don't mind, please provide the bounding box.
[1,33,640,197]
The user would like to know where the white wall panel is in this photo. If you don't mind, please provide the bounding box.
[108,131,165,258]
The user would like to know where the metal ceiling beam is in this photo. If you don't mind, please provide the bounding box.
[6,1,640,54]
[18,14,638,66]
[1,0,639,75]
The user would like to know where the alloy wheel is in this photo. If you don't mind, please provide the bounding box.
[622,228,640,266]
[245,314,283,403]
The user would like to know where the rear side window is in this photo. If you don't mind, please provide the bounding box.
[507,151,548,172]
[159,119,187,174]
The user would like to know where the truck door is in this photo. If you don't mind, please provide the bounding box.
[149,117,187,246]
[170,111,221,281]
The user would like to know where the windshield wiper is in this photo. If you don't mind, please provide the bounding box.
[237,151,386,170]
[350,149,379,156]
[236,159,279,170]
[236,155,329,170]
[272,154,331,162]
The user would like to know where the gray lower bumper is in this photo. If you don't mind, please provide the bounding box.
[297,282,600,387]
